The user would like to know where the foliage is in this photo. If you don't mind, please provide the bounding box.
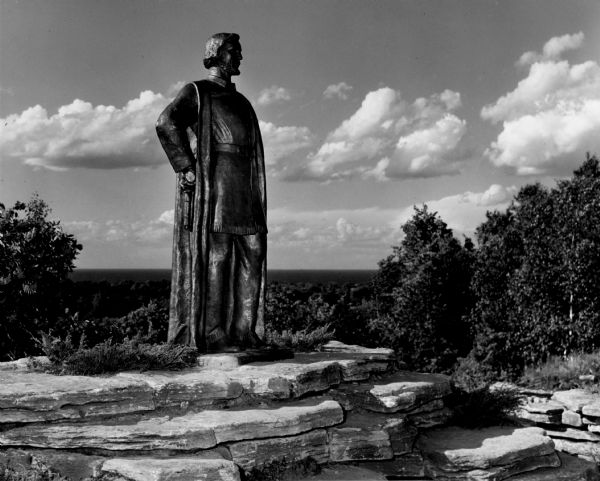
[520,351,600,391]
[40,335,197,375]
[468,155,600,378]
[0,463,68,481]
[243,457,320,481]
[0,196,81,360]
[265,324,335,351]
[369,205,475,372]
[447,385,522,429]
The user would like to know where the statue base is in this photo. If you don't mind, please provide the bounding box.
[197,346,294,370]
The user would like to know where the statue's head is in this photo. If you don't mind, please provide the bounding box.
[203,33,242,76]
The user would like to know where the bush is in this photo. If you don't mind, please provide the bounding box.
[0,196,81,360]
[447,385,522,429]
[265,324,335,352]
[520,351,600,391]
[0,463,68,481]
[41,335,197,375]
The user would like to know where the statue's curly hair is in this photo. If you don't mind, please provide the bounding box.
[203,33,240,69]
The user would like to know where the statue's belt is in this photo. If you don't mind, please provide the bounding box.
[212,143,251,156]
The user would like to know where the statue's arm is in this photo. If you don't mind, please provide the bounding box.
[155,83,198,173]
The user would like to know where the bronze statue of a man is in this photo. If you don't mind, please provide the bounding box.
[156,33,267,352]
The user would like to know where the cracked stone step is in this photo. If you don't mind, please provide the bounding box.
[0,351,390,425]
[332,371,451,414]
[0,372,156,424]
[100,454,241,481]
[417,426,560,480]
[0,400,343,451]
[507,453,600,481]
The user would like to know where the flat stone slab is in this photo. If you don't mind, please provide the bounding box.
[0,356,51,371]
[0,350,392,424]
[196,348,294,370]
[553,438,600,463]
[322,340,395,361]
[552,390,600,413]
[418,426,559,480]
[228,429,329,470]
[0,400,343,451]
[523,399,565,414]
[507,453,600,481]
[546,427,600,442]
[0,372,155,424]
[101,455,241,481]
[334,371,451,414]
[309,465,388,480]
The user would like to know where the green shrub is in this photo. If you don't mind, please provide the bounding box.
[520,351,600,390]
[41,336,197,375]
[447,385,522,429]
[0,464,68,481]
[265,324,335,352]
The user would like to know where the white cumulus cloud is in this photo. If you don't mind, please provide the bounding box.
[259,121,314,168]
[323,82,353,100]
[483,32,600,175]
[287,87,467,181]
[256,85,292,106]
[0,91,168,171]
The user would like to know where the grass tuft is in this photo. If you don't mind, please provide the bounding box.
[447,385,522,429]
[265,324,335,352]
[41,334,198,375]
[521,351,600,391]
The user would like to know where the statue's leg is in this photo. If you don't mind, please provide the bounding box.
[231,233,266,347]
[205,232,234,348]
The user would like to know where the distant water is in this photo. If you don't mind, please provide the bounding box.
[70,269,376,285]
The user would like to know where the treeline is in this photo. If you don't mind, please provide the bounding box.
[2,155,600,383]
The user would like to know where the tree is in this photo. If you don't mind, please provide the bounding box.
[0,195,82,360]
[370,206,475,372]
[468,155,600,377]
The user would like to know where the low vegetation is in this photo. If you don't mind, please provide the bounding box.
[520,351,600,391]
[41,335,197,375]
[447,385,522,429]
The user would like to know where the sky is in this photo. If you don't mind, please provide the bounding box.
[1,0,600,269]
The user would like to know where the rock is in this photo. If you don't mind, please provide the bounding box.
[552,390,599,413]
[0,400,343,451]
[545,427,600,442]
[228,429,329,470]
[368,371,451,413]
[0,371,155,424]
[553,438,600,463]
[383,417,418,455]
[309,465,388,480]
[524,399,564,415]
[321,341,395,361]
[117,370,243,408]
[588,425,600,433]
[408,407,453,429]
[196,348,294,370]
[507,453,600,481]
[328,427,393,462]
[101,455,241,481]
[230,361,343,398]
[366,453,426,479]
[582,402,600,418]
[563,410,585,428]
[0,356,51,371]
[516,408,562,425]
[31,451,104,480]
[579,375,597,383]
[418,426,559,480]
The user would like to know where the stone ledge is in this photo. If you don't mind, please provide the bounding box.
[0,348,393,425]
[0,400,344,451]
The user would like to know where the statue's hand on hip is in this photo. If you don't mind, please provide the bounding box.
[179,169,196,191]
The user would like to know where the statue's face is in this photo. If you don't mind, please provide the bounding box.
[218,41,243,76]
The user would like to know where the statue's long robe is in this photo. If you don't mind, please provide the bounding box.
[156,79,267,350]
